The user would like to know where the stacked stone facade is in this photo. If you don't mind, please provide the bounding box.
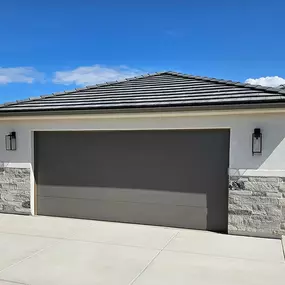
[0,168,30,214]
[229,176,285,238]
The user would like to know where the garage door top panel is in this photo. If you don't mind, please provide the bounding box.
[35,130,229,194]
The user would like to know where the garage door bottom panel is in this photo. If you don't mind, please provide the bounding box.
[38,196,207,230]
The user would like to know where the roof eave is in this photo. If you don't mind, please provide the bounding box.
[1,101,285,117]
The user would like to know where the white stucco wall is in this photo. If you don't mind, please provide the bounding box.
[0,110,285,173]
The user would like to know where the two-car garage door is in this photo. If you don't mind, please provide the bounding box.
[35,130,229,232]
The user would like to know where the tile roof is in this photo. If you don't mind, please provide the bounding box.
[1,71,285,114]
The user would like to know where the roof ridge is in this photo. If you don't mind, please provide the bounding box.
[83,71,168,90]
[164,71,285,95]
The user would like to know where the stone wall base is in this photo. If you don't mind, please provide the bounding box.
[229,176,285,238]
[0,168,31,214]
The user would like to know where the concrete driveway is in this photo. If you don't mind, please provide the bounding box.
[0,214,284,285]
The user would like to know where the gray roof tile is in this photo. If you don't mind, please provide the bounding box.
[1,71,285,113]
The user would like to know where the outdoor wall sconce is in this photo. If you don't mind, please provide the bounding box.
[5,131,16,151]
[252,128,262,155]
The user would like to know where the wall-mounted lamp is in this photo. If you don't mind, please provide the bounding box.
[5,131,16,151]
[252,128,262,155]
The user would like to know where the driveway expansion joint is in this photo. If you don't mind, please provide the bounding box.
[128,230,180,285]
[162,247,285,265]
[0,279,28,285]
[0,240,60,275]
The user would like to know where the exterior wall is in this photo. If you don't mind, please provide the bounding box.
[1,110,285,237]
[229,176,285,238]
[0,167,30,214]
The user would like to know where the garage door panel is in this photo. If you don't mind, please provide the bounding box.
[35,130,229,232]
[36,131,226,193]
[38,185,207,207]
[38,196,207,229]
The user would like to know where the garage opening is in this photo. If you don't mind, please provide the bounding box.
[34,130,230,232]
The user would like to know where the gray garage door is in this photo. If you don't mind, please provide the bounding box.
[35,130,229,232]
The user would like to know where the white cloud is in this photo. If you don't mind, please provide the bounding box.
[52,65,144,86]
[0,67,44,84]
[245,76,285,87]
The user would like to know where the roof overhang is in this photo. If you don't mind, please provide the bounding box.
[1,102,285,120]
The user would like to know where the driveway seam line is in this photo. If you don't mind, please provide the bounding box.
[163,248,285,265]
[0,230,171,251]
[0,230,64,241]
[128,230,180,285]
[0,240,60,275]
[0,278,28,285]
[282,236,285,261]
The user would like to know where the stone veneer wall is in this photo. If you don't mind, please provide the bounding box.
[0,168,31,214]
[229,176,285,238]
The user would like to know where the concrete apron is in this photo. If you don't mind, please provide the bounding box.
[0,214,284,285]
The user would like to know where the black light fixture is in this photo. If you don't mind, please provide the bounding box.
[5,131,16,151]
[252,128,262,155]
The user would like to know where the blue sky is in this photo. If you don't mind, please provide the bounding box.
[0,0,285,103]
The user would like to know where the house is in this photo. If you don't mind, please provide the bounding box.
[0,71,284,238]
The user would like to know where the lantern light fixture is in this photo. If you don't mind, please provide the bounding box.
[5,131,16,151]
[252,128,262,155]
